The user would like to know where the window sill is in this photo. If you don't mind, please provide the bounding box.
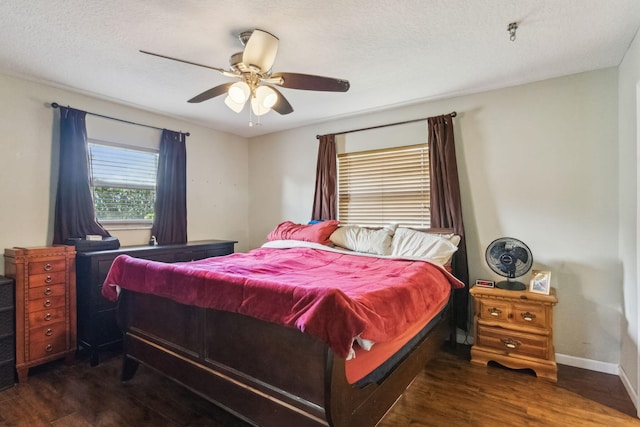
[101,221,153,231]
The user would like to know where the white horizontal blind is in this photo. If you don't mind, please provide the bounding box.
[88,141,159,221]
[337,144,430,227]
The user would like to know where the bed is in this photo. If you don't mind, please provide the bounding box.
[103,223,464,427]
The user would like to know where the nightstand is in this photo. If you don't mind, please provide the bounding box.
[470,285,558,382]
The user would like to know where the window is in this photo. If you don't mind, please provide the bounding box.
[337,144,430,227]
[88,140,159,224]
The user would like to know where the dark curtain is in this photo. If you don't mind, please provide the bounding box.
[428,114,469,330]
[311,134,337,220]
[53,107,111,244]
[151,130,187,244]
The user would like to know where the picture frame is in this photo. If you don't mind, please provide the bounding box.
[475,279,495,288]
[529,270,551,295]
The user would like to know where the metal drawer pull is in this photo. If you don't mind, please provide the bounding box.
[45,276,53,284]
[45,344,53,352]
[44,313,51,321]
[502,338,521,349]
[521,312,536,321]
[488,307,502,316]
[44,263,52,271]
[44,287,52,296]
[43,299,52,308]
[45,328,53,336]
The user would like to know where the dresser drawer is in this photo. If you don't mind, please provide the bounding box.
[477,299,510,323]
[28,259,66,275]
[28,295,65,313]
[476,325,550,360]
[28,283,65,301]
[28,272,66,288]
[28,306,67,328]
[29,325,67,360]
[512,303,548,329]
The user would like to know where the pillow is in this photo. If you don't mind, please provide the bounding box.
[266,220,340,246]
[391,227,459,265]
[329,224,398,255]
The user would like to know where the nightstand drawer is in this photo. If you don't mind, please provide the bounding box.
[476,325,550,359]
[512,303,548,329]
[477,299,510,322]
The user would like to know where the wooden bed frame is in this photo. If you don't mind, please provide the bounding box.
[116,289,454,427]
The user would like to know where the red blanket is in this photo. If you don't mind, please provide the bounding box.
[102,247,463,359]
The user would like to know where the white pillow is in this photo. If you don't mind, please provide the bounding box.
[330,224,398,255]
[391,228,459,265]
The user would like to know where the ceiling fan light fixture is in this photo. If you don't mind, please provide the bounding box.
[256,85,278,108]
[228,81,250,103]
[224,95,246,113]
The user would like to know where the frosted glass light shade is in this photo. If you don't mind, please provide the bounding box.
[251,86,278,116]
[228,81,250,103]
[224,95,245,113]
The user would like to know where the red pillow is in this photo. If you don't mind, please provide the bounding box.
[267,220,340,246]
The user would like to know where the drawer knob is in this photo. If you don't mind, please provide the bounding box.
[44,287,52,296]
[521,312,536,322]
[43,299,52,308]
[45,276,53,284]
[45,344,53,352]
[502,338,521,349]
[44,263,53,271]
[45,328,53,336]
[488,307,502,317]
[44,313,52,321]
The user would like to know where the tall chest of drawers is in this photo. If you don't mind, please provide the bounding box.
[75,239,236,366]
[4,246,76,382]
[470,286,558,382]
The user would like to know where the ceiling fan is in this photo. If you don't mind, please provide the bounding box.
[140,29,350,119]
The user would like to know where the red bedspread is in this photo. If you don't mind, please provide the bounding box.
[102,246,463,359]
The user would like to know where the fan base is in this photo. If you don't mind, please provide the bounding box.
[495,280,527,291]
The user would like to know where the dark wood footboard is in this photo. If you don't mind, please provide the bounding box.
[117,289,451,427]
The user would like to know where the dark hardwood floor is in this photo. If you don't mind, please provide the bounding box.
[0,346,637,426]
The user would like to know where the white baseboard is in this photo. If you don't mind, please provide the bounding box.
[555,353,619,375]
[618,365,639,414]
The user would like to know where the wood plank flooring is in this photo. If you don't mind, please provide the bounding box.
[0,346,637,426]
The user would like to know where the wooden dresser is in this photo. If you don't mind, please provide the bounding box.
[470,286,558,382]
[75,239,236,366]
[4,246,76,382]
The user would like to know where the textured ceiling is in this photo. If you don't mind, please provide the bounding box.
[0,1,639,138]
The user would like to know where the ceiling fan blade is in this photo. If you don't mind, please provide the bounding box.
[242,29,279,72]
[271,72,350,92]
[269,86,294,115]
[140,50,226,74]
[188,82,234,103]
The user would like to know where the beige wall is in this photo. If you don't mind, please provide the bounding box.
[248,69,620,364]
[618,28,640,409]
[0,65,627,374]
[0,73,251,276]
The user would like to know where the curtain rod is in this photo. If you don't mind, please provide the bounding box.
[50,102,190,136]
[316,111,456,139]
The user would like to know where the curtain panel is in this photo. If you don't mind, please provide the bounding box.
[428,114,469,330]
[311,134,337,221]
[151,130,187,244]
[53,106,111,244]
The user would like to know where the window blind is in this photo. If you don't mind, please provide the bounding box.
[88,141,158,221]
[337,144,430,227]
